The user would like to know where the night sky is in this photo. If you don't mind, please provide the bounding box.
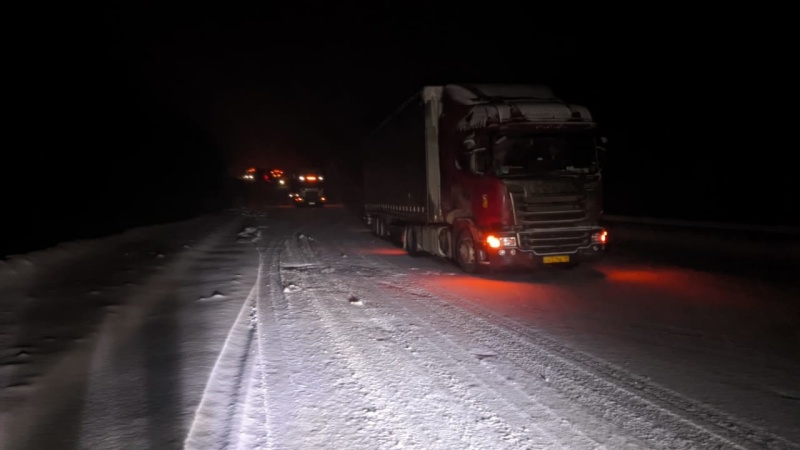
[3,5,795,255]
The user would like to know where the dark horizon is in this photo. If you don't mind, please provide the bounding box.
[3,5,796,256]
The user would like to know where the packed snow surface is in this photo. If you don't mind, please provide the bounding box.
[2,206,798,449]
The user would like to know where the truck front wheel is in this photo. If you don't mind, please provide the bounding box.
[455,231,479,274]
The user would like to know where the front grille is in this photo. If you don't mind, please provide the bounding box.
[302,189,320,200]
[511,190,592,254]
[517,229,590,254]
[515,196,586,225]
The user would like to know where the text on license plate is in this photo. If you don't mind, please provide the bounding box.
[543,255,570,264]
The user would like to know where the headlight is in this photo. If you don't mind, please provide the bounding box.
[591,230,608,244]
[485,235,516,248]
[500,237,517,247]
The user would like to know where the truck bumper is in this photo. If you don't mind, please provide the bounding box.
[478,227,607,269]
[481,243,605,268]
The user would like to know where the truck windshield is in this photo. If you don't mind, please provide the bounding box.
[491,134,598,176]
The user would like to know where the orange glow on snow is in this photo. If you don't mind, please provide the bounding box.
[359,247,407,256]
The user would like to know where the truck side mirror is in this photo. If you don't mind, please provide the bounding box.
[597,136,608,152]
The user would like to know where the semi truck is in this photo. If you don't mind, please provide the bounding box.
[362,84,607,273]
[289,169,327,207]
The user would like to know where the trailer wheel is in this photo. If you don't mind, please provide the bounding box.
[405,226,421,257]
[455,231,479,273]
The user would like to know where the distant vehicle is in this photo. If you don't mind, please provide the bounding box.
[363,84,608,273]
[240,167,259,181]
[240,167,292,188]
[265,168,289,188]
[240,167,273,183]
[289,169,326,207]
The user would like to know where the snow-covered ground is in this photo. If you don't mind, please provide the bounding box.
[2,206,798,449]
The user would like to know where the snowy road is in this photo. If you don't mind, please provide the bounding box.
[2,206,798,449]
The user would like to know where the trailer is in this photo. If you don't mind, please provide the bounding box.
[289,169,326,207]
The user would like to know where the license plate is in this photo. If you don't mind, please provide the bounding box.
[543,255,570,264]
[308,202,316,205]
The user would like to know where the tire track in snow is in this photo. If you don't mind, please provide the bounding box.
[299,238,620,447]
[233,270,267,450]
[252,232,481,448]
[264,236,407,449]
[319,235,797,450]
[280,235,436,449]
[290,234,604,449]
[184,282,259,449]
[185,234,289,450]
[389,282,799,450]
[193,225,351,449]
[180,216,268,449]
[450,301,800,450]
[252,238,302,449]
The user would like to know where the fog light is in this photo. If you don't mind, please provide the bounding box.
[498,249,506,256]
[486,235,501,248]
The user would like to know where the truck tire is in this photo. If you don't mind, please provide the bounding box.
[405,226,422,257]
[455,231,479,274]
